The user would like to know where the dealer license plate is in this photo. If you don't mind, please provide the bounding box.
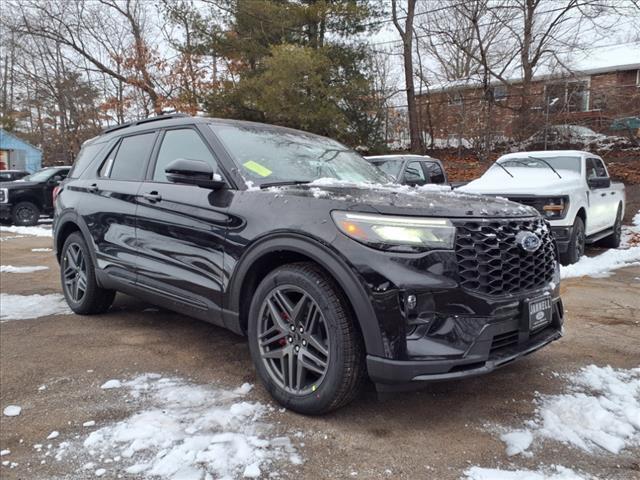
[529,296,552,331]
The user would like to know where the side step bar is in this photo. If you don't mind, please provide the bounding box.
[585,227,614,244]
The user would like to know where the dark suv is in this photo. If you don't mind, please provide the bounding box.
[1,166,71,225]
[54,115,563,414]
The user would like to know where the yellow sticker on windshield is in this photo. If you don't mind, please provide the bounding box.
[243,161,272,177]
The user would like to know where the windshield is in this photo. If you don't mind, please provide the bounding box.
[20,169,57,182]
[497,156,581,174]
[211,123,391,186]
[371,159,403,179]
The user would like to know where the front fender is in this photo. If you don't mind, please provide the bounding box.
[225,233,386,357]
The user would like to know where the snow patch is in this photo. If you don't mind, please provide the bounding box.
[0,225,52,237]
[500,365,640,456]
[46,431,60,440]
[31,247,53,252]
[464,465,589,480]
[57,375,300,479]
[1,265,49,273]
[3,405,21,417]
[0,293,72,321]
[100,380,122,390]
[83,421,96,427]
[561,211,640,279]
[0,450,10,456]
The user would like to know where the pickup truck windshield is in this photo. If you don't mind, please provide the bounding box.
[212,123,390,186]
[20,169,58,182]
[498,156,581,174]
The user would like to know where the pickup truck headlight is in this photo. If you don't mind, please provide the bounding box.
[332,211,456,252]
[542,197,568,219]
[0,188,7,204]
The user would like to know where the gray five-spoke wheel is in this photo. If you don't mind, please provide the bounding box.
[257,286,330,395]
[63,243,88,303]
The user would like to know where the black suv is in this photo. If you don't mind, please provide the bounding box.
[53,115,563,414]
[1,166,71,225]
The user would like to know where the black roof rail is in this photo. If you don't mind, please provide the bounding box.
[101,113,190,135]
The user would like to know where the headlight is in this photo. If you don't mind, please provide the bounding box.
[0,188,7,204]
[542,197,568,219]
[331,211,456,252]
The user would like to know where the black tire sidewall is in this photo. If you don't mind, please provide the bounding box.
[248,266,352,415]
[12,201,40,226]
[569,216,585,264]
[60,232,101,314]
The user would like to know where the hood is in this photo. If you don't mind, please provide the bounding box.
[1,180,40,189]
[265,181,539,218]
[459,167,581,195]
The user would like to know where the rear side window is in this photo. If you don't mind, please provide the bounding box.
[404,161,427,185]
[102,132,156,181]
[69,143,106,178]
[423,161,445,184]
[586,158,607,178]
[153,129,217,182]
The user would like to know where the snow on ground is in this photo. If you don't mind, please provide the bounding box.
[0,293,71,322]
[3,405,21,417]
[31,247,53,252]
[100,380,122,390]
[1,265,48,273]
[54,374,301,479]
[0,225,52,237]
[499,365,640,456]
[464,465,590,480]
[561,211,640,279]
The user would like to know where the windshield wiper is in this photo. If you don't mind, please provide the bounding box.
[528,156,562,179]
[259,180,312,189]
[493,162,514,178]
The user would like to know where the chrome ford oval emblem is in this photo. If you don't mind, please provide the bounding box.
[516,231,541,252]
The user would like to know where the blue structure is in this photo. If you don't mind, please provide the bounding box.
[0,128,42,173]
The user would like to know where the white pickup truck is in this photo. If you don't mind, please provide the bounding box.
[460,150,626,265]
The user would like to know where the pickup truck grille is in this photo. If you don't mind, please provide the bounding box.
[453,217,556,296]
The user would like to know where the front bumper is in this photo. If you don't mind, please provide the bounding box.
[551,225,573,253]
[367,297,563,386]
[0,203,11,220]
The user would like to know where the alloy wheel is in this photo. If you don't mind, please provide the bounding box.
[63,243,88,303]
[257,286,330,395]
[16,206,37,224]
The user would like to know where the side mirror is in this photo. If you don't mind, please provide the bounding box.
[165,158,226,189]
[587,176,610,189]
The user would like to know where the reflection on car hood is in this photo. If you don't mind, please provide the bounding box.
[265,181,538,218]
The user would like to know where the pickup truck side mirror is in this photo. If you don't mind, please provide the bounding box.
[165,158,226,189]
[587,176,610,189]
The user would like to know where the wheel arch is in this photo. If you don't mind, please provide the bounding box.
[54,212,100,271]
[226,234,385,357]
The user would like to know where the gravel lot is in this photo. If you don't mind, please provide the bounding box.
[1,229,639,480]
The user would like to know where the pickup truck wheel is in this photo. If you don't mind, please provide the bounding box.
[248,262,365,415]
[61,232,116,314]
[11,201,40,226]
[598,206,622,249]
[560,216,585,266]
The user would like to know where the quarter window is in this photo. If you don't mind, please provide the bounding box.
[102,132,156,181]
[153,129,217,182]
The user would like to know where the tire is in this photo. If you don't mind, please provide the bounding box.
[60,232,115,314]
[11,201,40,226]
[559,216,586,266]
[247,262,366,415]
[598,205,622,249]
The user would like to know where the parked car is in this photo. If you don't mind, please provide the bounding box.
[460,150,625,265]
[0,169,30,182]
[365,154,448,186]
[54,115,563,414]
[0,166,71,225]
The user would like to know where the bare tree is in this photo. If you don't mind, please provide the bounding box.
[391,0,424,153]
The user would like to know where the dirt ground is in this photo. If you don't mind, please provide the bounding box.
[1,232,639,480]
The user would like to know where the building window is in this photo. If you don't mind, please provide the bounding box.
[492,85,507,101]
[448,91,463,106]
[544,79,589,112]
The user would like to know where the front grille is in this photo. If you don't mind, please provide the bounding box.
[506,197,545,214]
[454,217,556,296]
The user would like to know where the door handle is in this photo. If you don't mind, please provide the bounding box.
[87,183,98,193]
[610,192,615,195]
[143,191,162,202]
[600,192,607,197]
